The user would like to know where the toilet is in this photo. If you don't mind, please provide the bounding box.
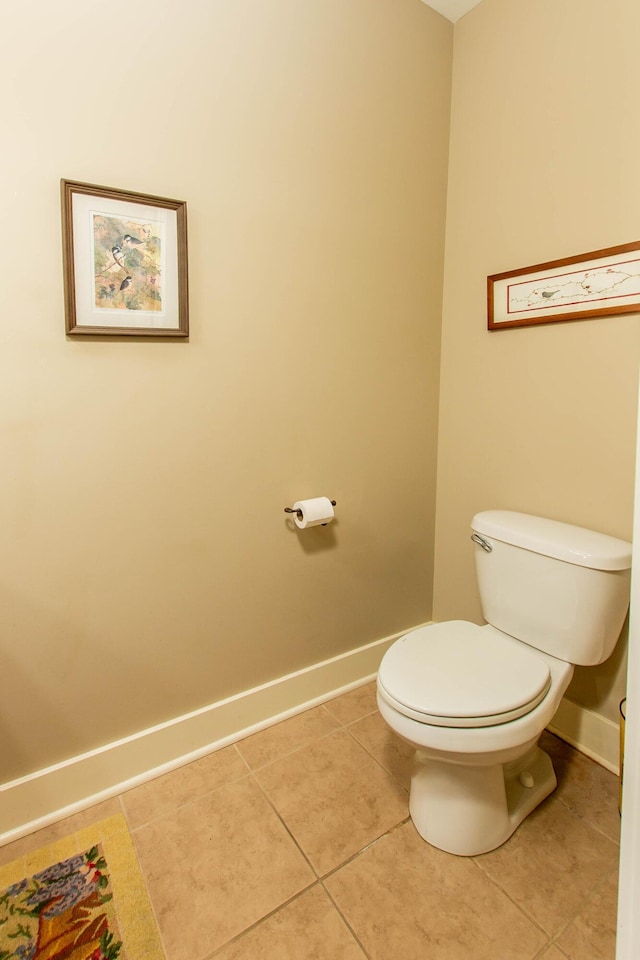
[377,510,632,856]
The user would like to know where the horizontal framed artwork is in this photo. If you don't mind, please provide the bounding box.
[61,180,189,337]
[488,241,640,330]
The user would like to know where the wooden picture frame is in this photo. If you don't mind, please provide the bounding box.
[61,180,189,337]
[488,241,640,330]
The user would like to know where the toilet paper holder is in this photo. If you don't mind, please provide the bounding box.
[284,499,336,520]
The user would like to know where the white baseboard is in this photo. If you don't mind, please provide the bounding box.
[1,626,620,847]
[0,627,410,846]
[548,696,621,774]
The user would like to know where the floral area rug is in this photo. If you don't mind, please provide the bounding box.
[0,814,164,960]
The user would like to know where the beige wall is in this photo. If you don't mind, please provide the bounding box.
[0,0,452,782]
[434,0,640,721]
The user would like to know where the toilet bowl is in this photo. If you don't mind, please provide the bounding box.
[377,511,631,856]
[377,621,574,855]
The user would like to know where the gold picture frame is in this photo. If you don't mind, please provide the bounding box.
[61,180,189,337]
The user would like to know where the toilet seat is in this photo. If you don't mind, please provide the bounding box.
[377,621,551,728]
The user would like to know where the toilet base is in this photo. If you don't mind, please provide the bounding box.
[409,744,556,856]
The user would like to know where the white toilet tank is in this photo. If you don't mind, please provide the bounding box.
[471,511,632,665]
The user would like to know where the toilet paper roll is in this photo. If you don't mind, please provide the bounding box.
[292,497,335,529]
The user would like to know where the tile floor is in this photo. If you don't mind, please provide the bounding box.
[0,681,621,960]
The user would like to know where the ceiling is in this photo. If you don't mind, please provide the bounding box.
[420,0,484,22]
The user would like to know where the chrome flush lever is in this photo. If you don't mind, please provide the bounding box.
[471,533,492,552]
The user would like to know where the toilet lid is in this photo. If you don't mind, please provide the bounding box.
[377,621,551,728]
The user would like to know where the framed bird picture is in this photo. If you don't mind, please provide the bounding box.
[487,240,640,330]
[61,180,189,337]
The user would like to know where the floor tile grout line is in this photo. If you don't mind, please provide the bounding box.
[470,855,557,942]
[343,721,411,794]
[554,792,621,847]
[252,760,411,887]
[232,740,253,773]
[116,696,387,958]
[236,710,620,952]
[120,702,371,834]
[118,795,174,960]
[531,941,565,960]
[248,770,321,879]
[321,879,374,960]
[121,767,255,834]
[116,792,127,822]
[324,703,379,727]
[186,697,392,959]
[121,703,382,834]
[120,765,321,960]
[472,840,616,948]
[203,880,322,959]
[236,724,344,775]
[124,769,318,960]
[544,861,621,954]
[318,815,556,960]
[314,817,413,960]
[318,817,412,885]
[235,707,380,776]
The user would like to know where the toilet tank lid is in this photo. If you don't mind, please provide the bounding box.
[472,511,632,571]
